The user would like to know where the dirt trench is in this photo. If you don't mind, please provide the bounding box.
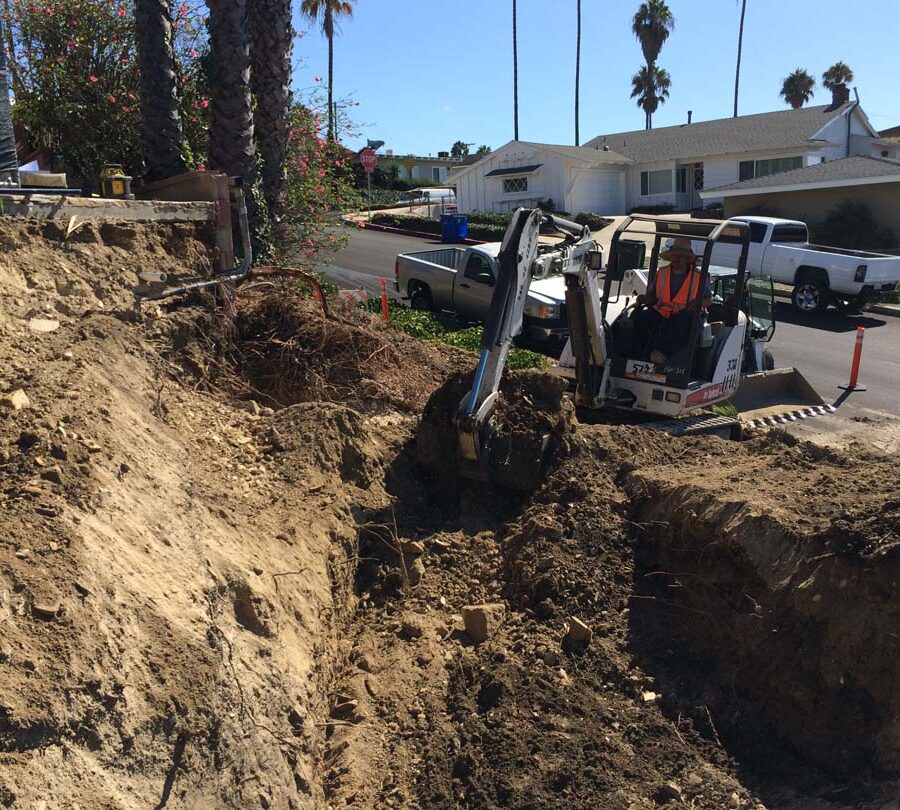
[2,216,900,809]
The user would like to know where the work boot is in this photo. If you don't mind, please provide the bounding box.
[650,350,667,366]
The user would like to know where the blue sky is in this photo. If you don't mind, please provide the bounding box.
[293,0,898,156]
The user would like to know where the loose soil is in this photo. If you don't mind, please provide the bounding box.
[1,216,899,809]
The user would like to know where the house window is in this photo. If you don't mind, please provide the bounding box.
[739,156,803,181]
[676,167,687,194]
[640,169,673,196]
[503,176,528,194]
[432,167,442,182]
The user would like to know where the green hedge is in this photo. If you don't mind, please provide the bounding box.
[370,213,507,241]
[573,212,614,231]
[628,203,676,214]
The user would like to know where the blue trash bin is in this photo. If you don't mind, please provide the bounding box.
[440,213,456,243]
[455,214,468,240]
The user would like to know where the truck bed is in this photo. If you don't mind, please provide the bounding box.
[400,248,462,270]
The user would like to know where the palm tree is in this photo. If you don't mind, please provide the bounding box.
[631,64,671,130]
[451,140,470,158]
[733,0,747,117]
[575,0,581,145]
[134,0,186,182]
[631,0,674,66]
[207,0,255,183]
[822,61,854,92]
[512,0,519,139]
[249,0,293,215]
[475,145,491,156]
[780,68,815,109]
[631,1,674,129]
[300,0,354,141]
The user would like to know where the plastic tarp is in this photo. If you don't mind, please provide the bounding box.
[0,47,18,181]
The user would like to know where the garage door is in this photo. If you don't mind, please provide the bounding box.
[568,169,626,215]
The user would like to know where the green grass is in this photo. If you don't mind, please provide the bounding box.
[368,301,551,370]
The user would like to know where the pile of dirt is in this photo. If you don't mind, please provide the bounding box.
[417,369,574,493]
[2,212,900,809]
[326,415,900,809]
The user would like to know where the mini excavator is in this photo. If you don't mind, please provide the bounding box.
[450,207,826,486]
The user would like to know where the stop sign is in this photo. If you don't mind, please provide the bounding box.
[359,148,378,172]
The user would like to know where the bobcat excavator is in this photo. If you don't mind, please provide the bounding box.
[446,207,827,487]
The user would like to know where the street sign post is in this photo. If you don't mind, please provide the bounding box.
[359,148,378,221]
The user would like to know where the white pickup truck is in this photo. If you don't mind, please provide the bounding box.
[709,216,900,314]
[394,242,570,343]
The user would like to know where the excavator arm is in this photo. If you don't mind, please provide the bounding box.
[456,207,601,472]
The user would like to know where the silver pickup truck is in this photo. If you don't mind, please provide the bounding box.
[393,243,569,343]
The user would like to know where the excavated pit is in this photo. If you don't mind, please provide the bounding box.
[2,217,899,809]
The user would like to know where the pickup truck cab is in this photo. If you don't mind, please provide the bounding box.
[394,243,569,343]
[709,216,900,314]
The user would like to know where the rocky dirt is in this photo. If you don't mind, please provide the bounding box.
[1,216,899,809]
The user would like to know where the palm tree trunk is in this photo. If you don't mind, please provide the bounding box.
[249,0,293,216]
[575,0,581,145]
[733,0,747,117]
[208,0,255,181]
[512,0,519,140]
[326,4,334,140]
[134,0,186,182]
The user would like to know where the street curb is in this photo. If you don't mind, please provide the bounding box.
[771,288,900,318]
[350,220,485,246]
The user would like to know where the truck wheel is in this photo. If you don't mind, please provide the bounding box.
[791,282,828,314]
[762,349,775,371]
[410,287,434,311]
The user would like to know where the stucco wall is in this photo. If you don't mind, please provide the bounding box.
[724,181,900,242]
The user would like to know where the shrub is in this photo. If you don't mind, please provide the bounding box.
[808,200,897,250]
[699,202,724,218]
[628,203,676,214]
[573,212,614,231]
[7,0,208,187]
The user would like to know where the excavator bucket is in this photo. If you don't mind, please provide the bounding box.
[730,367,834,427]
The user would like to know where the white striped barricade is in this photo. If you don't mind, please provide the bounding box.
[338,289,368,305]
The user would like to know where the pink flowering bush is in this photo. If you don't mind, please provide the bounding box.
[275,102,362,265]
[4,0,207,187]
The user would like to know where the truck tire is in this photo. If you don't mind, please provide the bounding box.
[410,286,434,311]
[791,281,828,314]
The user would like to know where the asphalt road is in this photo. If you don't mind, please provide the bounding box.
[320,226,900,427]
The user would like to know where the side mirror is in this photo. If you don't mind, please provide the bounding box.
[474,272,495,286]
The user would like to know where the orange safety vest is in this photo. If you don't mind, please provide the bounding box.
[654,266,702,318]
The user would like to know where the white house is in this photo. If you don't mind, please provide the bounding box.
[450,94,900,216]
[450,141,631,214]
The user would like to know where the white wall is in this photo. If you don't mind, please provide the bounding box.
[625,160,676,210]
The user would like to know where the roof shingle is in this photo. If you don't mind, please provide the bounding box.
[707,154,900,193]
[586,104,853,163]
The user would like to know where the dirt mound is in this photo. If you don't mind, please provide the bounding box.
[3,213,900,809]
[190,284,471,413]
[418,369,574,493]
[0,217,214,319]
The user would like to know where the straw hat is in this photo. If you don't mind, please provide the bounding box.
[660,237,696,261]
